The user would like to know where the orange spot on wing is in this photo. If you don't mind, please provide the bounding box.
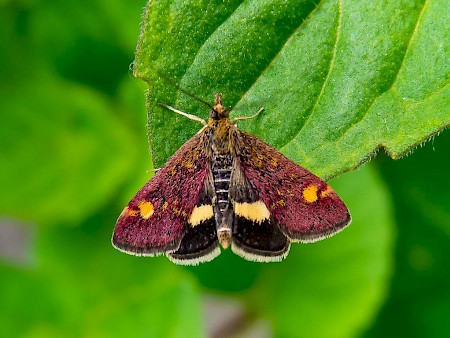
[183,159,194,171]
[269,155,279,167]
[270,199,286,209]
[320,186,334,198]
[138,201,154,219]
[303,185,319,203]
[171,199,187,218]
[171,165,177,176]
[251,153,264,168]
[120,206,138,217]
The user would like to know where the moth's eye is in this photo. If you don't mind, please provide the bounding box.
[210,110,219,119]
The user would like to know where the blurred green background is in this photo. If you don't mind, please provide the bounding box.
[1,1,449,337]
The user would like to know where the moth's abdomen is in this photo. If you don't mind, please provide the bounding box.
[211,153,233,214]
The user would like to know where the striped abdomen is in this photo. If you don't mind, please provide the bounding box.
[211,153,233,216]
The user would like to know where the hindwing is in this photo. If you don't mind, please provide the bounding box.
[229,156,290,262]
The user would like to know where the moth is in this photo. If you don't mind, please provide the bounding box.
[112,93,351,265]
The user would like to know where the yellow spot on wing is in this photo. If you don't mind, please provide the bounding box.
[189,204,214,226]
[233,200,270,223]
[320,186,334,198]
[270,199,286,209]
[138,201,154,219]
[303,185,319,203]
[269,155,279,167]
[120,206,138,217]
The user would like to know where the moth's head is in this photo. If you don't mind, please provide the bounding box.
[210,93,229,120]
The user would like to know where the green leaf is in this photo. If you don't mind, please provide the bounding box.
[365,132,450,338]
[135,0,449,179]
[0,0,149,225]
[0,215,205,338]
[248,163,394,338]
[0,76,137,225]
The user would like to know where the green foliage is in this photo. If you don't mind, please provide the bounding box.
[0,78,135,224]
[366,133,450,338]
[0,0,448,337]
[0,216,204,338]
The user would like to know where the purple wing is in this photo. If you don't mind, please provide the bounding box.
[234,130,351,242]
[113,132,210,255]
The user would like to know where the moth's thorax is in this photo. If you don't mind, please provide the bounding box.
[207,93,233,155]
[208,117,233,154]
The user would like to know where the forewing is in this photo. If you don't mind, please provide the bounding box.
[234,130,351,243]
[112,132,212,256]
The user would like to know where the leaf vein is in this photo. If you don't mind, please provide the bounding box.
[298,0,342,135]
[280,0,343,150]
[235,0,323,114]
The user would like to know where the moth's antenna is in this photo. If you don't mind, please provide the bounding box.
[157,71,214,110]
